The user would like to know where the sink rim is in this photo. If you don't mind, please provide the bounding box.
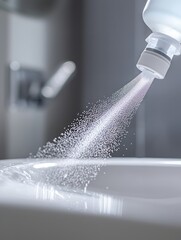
[1,158,181,228]
[1,157,181,168]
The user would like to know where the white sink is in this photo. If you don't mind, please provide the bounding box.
[0,158,181,240]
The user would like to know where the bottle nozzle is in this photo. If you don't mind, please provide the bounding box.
[137,33,181,79]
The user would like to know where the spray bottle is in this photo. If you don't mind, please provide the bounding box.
[137,0,181,79]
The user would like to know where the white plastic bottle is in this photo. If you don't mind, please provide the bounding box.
[137,0,181,79]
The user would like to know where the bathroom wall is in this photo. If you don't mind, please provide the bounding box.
[6,10,47,158]
[44,0,83,143]
[82,0,136,157]
[1,0,181,159]
[82,0,181,158]
[0,0,82,159]
[0,10,8,159]
[134,0,181,158]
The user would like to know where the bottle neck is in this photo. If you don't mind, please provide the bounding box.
[146,33,181,60]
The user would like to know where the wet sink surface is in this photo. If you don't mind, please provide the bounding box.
[0,158,181,240]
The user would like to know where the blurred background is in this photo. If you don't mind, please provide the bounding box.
[0,0,181,159]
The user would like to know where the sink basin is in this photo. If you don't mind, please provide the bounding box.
[0,158,181,240]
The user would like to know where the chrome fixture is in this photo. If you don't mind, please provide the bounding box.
[9,61,76,107]
[41,61,76,99]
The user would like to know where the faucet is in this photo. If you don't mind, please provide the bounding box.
[137,0,181,79]
[9,61,76,107]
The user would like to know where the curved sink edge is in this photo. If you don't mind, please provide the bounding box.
[1,158,181,168]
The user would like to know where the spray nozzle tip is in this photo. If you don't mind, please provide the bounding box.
[137,48,170,79]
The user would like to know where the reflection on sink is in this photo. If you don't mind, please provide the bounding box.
[0,159,123,217]
[0,180,123,217]
[0,158,181,240]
